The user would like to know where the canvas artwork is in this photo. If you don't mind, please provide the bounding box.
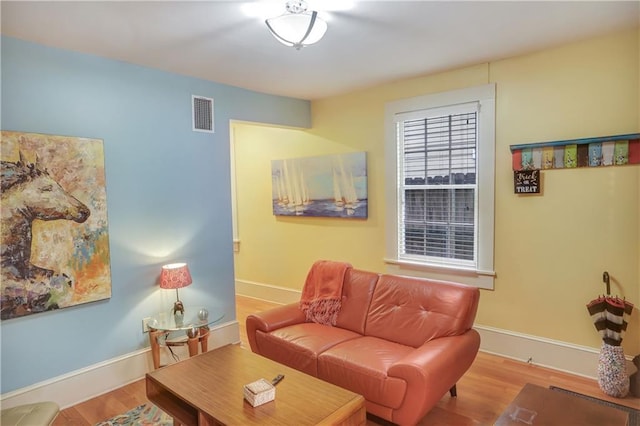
[1,131,111,320]
[272,152,367,218]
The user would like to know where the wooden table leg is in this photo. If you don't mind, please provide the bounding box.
[149,329,163,369]
[200,326,210,353]
[187,328,199,357]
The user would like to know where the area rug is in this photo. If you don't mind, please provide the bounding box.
[94,403,172,426]
[550,386,639,426]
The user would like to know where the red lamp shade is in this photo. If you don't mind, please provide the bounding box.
[159,263,192,290]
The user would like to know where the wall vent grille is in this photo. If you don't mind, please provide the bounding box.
[192,95,214,133]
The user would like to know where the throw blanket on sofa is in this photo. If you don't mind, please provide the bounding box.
[300,260,352,326]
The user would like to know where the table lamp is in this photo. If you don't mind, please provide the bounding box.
[159,263,192,324]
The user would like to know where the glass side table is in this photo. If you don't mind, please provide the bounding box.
[147,307,223,369]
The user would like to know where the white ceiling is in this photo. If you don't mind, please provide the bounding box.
[2,1,639,100]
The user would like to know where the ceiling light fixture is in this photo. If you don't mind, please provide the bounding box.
[265,0,328,50]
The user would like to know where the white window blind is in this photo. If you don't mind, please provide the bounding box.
[396,102,478,267]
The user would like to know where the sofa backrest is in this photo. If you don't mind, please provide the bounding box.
[364,274,480,347]
[335,268,379,335]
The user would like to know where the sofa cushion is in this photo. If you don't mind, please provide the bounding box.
[318,336,411,409]
[335,269,379,334]
[254,323,361,376]
[365,274,480,347]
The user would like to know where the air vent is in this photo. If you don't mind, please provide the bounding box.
[192,95,214,133]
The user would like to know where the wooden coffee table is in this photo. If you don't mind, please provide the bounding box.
[494,383,629,425]
[146,344,366,425]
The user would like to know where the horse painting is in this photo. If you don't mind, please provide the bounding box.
[1,131,111,320]
[1,153,91,319]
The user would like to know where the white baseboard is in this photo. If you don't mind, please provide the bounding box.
[236,279,637,380]
[235,279,301,304]
[475,325,605,379]
[0,320,240,410]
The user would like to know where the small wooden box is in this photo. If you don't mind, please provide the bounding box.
[243,379,275,407]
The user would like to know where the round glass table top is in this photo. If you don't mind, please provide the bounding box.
[147,307,224,332]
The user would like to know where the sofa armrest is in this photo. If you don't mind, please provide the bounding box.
[245,303,306,352]
[387,329,480,425]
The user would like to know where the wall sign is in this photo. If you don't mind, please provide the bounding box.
[514,169,540,194]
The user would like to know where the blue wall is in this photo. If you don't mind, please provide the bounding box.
[0,36,310,393]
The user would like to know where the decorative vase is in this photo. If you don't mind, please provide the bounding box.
[597,342,629,398]
[174,311,184,327]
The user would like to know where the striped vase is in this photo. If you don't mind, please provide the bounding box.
[597,342,629,398]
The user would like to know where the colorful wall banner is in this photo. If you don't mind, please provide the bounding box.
[510,134,640,171]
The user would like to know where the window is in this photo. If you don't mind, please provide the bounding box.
[401,106,477,264]
[384,84,495,289]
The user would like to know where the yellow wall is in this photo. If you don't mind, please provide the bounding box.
[486,29,638,355]
[233,28,639,355]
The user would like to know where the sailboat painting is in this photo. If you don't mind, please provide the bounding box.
[272,152,367,218]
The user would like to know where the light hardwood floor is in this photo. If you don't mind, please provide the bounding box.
[53,295,639,425]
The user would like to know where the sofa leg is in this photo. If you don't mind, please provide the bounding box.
[449,384,457,397]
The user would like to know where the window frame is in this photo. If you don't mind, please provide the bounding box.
[384,84,496,289]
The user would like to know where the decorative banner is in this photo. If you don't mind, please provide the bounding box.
[1,131,111,320]
[510,134,640,171]
[514,169,540,194]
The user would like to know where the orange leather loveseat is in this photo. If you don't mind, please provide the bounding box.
[246,266,481,425]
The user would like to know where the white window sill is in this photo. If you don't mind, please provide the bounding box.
[383,258,495,290]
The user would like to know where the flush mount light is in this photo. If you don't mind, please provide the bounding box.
[265,0,328,50]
